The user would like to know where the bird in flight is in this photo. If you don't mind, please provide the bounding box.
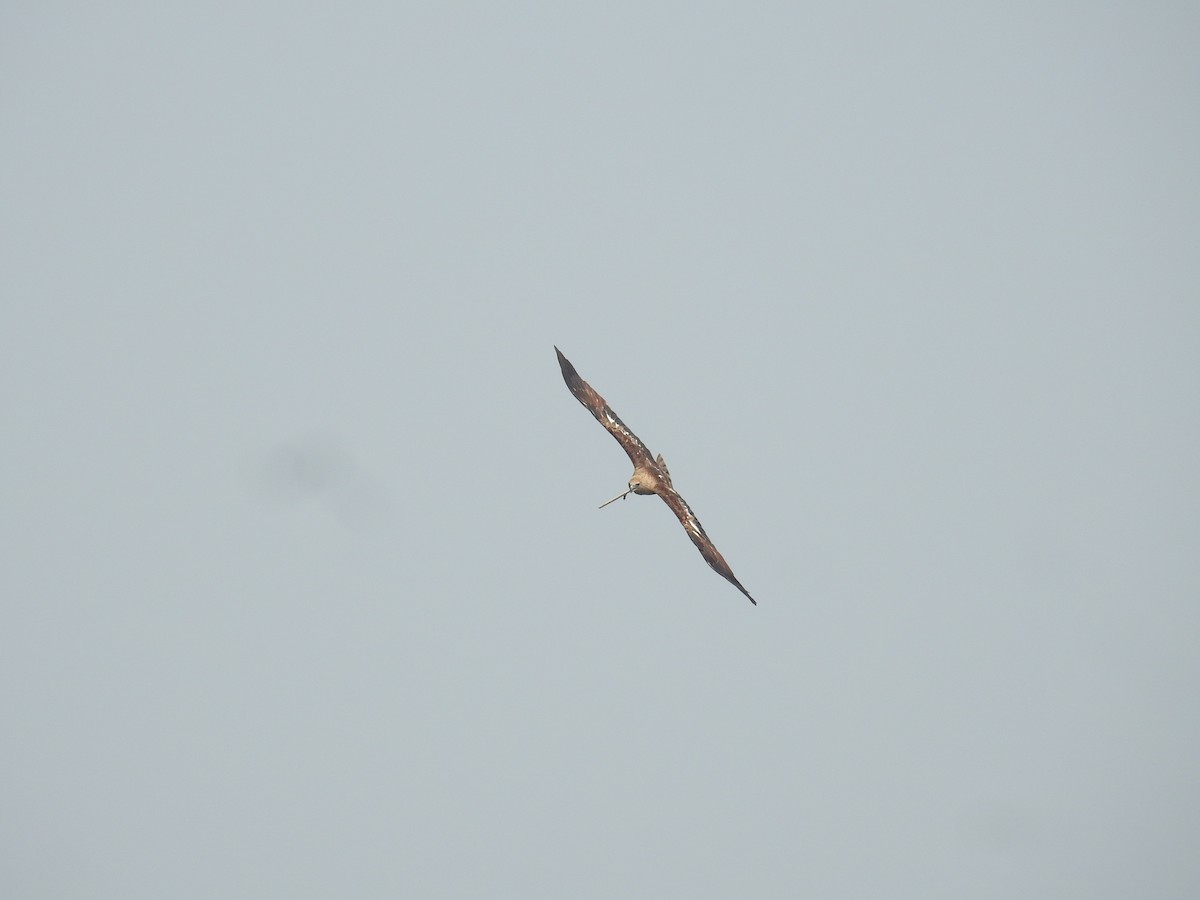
[555,346,756,605]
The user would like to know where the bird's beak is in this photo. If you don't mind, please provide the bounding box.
[598,487,633,509]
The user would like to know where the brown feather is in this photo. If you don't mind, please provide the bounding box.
[555,346,653,468]
[658,487,756,605]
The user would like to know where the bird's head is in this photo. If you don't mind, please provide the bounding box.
[598,467,660,509]
[629,465,661,495]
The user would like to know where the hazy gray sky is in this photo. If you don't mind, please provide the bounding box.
[3,3,1198,898]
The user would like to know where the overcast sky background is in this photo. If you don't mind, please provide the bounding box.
[3,3,1198,898]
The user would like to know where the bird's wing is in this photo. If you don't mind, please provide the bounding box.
[658,485,756,605]
[556,347,654,468]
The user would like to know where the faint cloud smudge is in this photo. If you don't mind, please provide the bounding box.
[255,432,395,532]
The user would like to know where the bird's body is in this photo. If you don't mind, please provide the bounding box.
[555,346,756,605]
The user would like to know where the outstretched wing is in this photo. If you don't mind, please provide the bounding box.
[658,486,756,605]
[556,347,654,468]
